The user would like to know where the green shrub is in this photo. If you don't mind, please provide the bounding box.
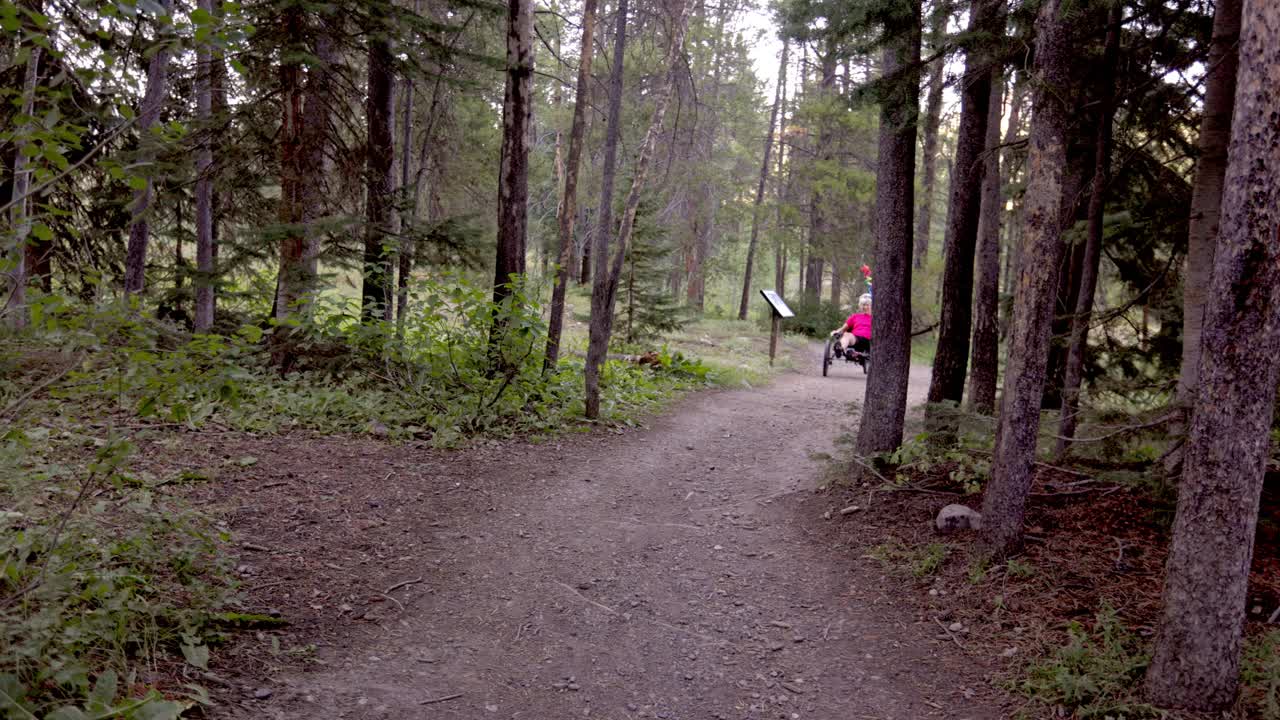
[1018,606,1160,719]
[782,300,848,339]
[0,436,231,718]
[1244,630,1280,720]
[14,278,715,447]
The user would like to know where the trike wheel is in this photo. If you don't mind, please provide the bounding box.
[822,337,834,376]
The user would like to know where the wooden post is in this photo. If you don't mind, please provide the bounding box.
[770,315,780,366]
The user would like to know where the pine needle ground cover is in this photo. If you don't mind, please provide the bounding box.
[815,413,1280,720]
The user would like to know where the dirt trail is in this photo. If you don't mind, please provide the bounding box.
[223,345,1006,719]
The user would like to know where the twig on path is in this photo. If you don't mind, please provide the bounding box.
[1033,460,1093,479]
[385,577,425,594]
[553,581,618,615]
[1267,606,1279,625]
[893,484,961,497]
[419,693,463,705]
[933,617,966,649]
[850,455,889,484]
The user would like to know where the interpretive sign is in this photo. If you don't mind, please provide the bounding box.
[759,289,794,318]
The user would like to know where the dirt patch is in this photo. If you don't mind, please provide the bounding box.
[132,344,1014,718]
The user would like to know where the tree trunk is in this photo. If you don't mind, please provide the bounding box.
[585,0,689,419]
[999,74,1026,301]
[926,0,1005,408]
[396,1,420,326]
[300,32,335,289]
[584,0,628,418]
[774,55,791,299]
[855,0,921,456]
[1144,1,1280,707]
[1169,0,1243,461]
[193,0,215,332]
[123,0,175,296]
[362,31,396,321]
[738,40,788,320]
[274,6,305,323]
[979,0,1084,556]
[687,0,730,313]
[914,9,947,270]
[209,47,226,322]
[4,43,40,329]
[1043,128,1096,408]
[966,70,1005,415]
[803,45,837,306]
[1057,2,1122,456]
[545,0,599,371]
[490,0,534,361]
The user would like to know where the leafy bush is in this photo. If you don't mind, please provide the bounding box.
[13,278,715,447]
[782,300,848,338]
[0,435,232,718]
[885,433,991,495]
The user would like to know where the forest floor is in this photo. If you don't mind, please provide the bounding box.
[154,341,1015,719]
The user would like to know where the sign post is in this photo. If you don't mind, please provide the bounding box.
[759,289,794,366]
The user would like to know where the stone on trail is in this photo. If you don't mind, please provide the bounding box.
[934,504,982,534]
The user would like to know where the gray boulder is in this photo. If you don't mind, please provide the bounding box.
[935,504,982,534]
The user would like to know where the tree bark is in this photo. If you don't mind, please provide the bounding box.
[193,0,215,331]
[585,0,689,419]
[966,70,1005,415]
[4,43,40,329]
[396,1,421,326]
[544,0,598,371]
[123,0,175,296]
[584,0,628,418]
[489,0,534,359]
[686,0,730,312]
[738,40,788,320]
[361,28,396,321]
[1057,2,1122,455]
[274,6,305,323]
[803,45,837,306]
[979,0,1083,556]
[1169,0,1243,460]
[1042,127,1096,408]
[914,8,947,270]
[208,51,226,322]
[1144,1,1280,707]
[927,0,1004,408]
[774,55,792,299]
[855,1,921,457]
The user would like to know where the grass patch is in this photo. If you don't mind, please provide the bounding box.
[867,539,951,578]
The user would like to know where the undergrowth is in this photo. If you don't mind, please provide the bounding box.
[12,278,719,447]
[1017,606,1162,719]
[0,435,234,718]
[1019,609,1280,719]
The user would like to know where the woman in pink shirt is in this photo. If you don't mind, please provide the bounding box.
[830,294,872,358]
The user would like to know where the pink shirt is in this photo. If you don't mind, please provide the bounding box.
[845,313,872,338]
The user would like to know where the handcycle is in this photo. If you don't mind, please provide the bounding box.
[822,331,870,376]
